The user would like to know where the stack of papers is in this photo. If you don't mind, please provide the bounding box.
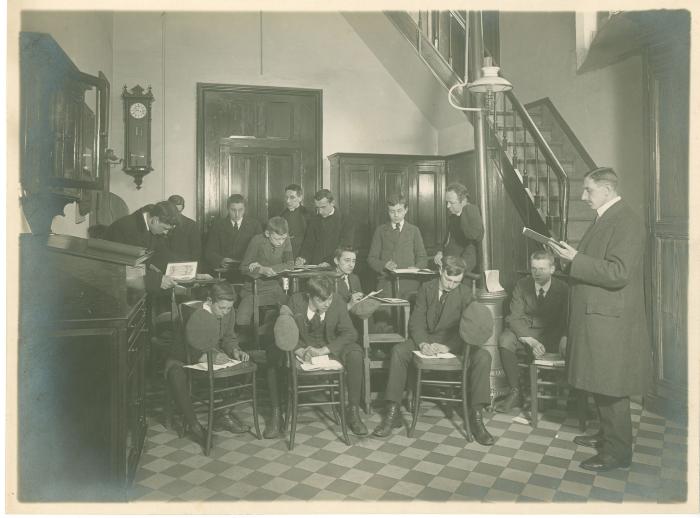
[295,353,343,371]
[534,353,565,367]
[413,351,457,359]
[183,358,242,371]
[165,261,198,281]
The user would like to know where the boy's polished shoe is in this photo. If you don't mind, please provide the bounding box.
[346,405,368,436]
[469,408,495,446]
[580,452,630,472]
[372,402,403,437]
[573,433,603,449]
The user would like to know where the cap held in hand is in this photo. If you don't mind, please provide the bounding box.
[459,301,493,346]
[274,305,300,351]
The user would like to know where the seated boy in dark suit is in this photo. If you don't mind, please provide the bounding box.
[495,250,569,413]
[287,275,368,436]
[333,246,364,311]
[372,256,496,445]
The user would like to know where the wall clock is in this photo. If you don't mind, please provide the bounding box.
[122,85,154,189]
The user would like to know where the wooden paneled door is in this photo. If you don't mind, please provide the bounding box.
[645,32,689,421]
[197,84,321,230]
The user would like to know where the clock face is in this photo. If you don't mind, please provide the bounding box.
[130,102,147,119]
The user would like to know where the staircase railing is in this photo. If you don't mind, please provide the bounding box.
[386,10,570,241]
[493,92,570,240]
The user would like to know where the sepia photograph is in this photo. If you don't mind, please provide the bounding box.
[6,0,696,513]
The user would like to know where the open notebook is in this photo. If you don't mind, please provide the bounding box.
[294,353,343,371]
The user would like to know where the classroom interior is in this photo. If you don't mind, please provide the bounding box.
[14,9,690,508]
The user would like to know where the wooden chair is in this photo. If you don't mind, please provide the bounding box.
[175,301,262,456]
[408,346,474,441]
[518,356,587,430]
[281,350,350,451]
[361,300,411,415]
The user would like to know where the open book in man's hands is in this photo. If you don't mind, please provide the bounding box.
[522,227,559,246]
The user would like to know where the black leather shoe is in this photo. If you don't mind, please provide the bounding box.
[469,408,495,446]
[263,407,283,439]
[346,405,368,436]
[372,402,403,437]
[214,413,250,434]
[574,433,603,449]
[494,388,520,413]
[580,452,631,472]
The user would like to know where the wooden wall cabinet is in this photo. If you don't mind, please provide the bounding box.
[330,153,447,262]
[19,235,150,501]
[20,32,110,235]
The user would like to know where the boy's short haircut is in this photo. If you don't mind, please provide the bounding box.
[285,184,303,196]
[266,216,289,236]
[386,193,408,209]
[446,183,470,202]
[442,255,467,276]
[306,275,335,301]
[314,189,334,203]
[530,250,555,265]
[227,193,246,207]
[210,282,236,302]
[334,245,357,261]
[147,201,179,226]
[584,167,619,191]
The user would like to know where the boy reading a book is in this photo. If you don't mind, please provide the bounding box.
[495,250,569,413]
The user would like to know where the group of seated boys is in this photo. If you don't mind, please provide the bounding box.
[104,184,568,450]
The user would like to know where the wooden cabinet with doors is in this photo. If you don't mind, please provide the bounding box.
[329,153,447,275]
[20,32,110,235]
[19,234,150,501]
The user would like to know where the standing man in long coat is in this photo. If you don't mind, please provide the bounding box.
[549,167,651,472]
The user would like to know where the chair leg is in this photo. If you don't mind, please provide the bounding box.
[462,355,473,442]
[363,348,371,416]
[338,372,350,446]
[289,382,299,451]
[408,367,422,438]
[283,375,293,434]
[329,380,340,425]
[251,370,262,440]
[529,364,538,428]
[576,389,587,432]
[164,380,173,430]
[205,382,215,456]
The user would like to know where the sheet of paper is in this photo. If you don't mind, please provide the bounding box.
[294,354,343,371]
[522,227,557,246]
[392,268,436,274]
[357,289,383,303]
[412,351,457,359]
[165,261,198,281]
[183,358,242,371]
[484,270,505,293]
[372,296,407,304]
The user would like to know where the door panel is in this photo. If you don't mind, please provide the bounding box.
[197,85,321,231]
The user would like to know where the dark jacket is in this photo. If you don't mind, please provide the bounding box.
[287,292,358,356]
[204,216,262,271]
[566,200,651,397]
[280,205,313,258]
[299,210,354,265]
[409,278,476,349]
[105,210,169,292]
[505,275,569,350]
[443,203,484,273]
[167,213,201,264]
[334,272,362,304]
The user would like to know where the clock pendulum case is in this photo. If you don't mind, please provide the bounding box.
[122,85,154,189]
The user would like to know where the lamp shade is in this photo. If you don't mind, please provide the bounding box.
[468,58,513,94]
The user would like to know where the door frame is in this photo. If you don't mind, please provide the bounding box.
[195,83,322,230]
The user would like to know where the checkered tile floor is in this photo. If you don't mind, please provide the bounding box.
[129,386,687,503]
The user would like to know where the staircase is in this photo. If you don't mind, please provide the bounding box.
[383,11,598,252]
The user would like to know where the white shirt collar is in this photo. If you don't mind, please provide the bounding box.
[306,304,326,321]
[391,220,404,231]
[596,196,621,218]
[230,217,243,227]
[534,279,552,296]
[142,212,151,231]
[202,301,213,314]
